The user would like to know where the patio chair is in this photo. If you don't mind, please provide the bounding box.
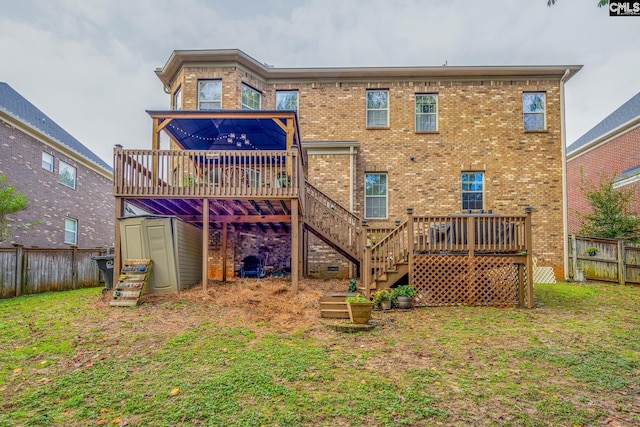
[240,255,266,278]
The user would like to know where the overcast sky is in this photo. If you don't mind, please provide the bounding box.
[1,0,639,167]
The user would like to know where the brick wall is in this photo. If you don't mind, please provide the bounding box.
[0,120,113,249]
[174,67,567,277]
[567,125,640,234]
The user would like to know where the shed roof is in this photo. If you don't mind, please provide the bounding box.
[0,82,112,173]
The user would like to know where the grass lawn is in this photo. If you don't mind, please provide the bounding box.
[0,279,639,426]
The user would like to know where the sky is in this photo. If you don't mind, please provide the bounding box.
[1,0,639,168]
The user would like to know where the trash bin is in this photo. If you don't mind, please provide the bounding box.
[92,254,115,291]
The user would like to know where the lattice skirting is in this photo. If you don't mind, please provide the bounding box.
[412,255,529,308]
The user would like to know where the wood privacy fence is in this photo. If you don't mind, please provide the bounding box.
[0,246,111,299]
[568,235,640,285]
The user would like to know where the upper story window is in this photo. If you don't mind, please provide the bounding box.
[64,218,77,245]
[58,161,77,189]
[276,90,299,112]
[523,92,546,131]
[42,152,54,172]
[173,86,182,110]
[415,94,438,132]
[198,80,222,110]
[365,172,388,219]
[461,172,484,211]
[366,90,389,127]
[242,84,261,110]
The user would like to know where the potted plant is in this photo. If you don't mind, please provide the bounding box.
[345,294,373,324]
[372,289,393,310]
[585,247,599,257]
[393,285,416,309]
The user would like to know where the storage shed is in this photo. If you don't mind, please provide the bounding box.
[118,216,203,294]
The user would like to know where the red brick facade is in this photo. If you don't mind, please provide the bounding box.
[567,124,640,234]
[0,119,114,249]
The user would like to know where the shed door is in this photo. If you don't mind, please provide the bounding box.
[144,221,177,293]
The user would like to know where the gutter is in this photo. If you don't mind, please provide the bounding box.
[560,68,571,280]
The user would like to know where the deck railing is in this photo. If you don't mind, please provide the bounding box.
[113,148,303,199]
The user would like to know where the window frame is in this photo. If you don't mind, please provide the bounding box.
[58,160,77,189]
[522,92,546,131]
[366,89,389,128]
[461,172,484,211]
[64,218,77,245]
[42,152,54,172]
[173,85,182,110]
[275,90,299,113]
[415,93,438,132]
[241,84,261,110]
[364,172,388,219]
[197,79,222,110]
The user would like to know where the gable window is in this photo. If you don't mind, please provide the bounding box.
[42,152,54,172]
[64,218,77,245]
[198,80,222,110]
[173,86,182,110]
[415,94,438,132]
[365,173,388,219]
[523,92,546,131]
[58,161,77,189]
[241,84,261,110]
[461,172,484,211]
[366,90,389,127]
[276,90,298,112]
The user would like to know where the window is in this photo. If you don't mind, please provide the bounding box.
[42,152,54,172]
[173,86,182,110]
[461,172,484,211]
[523,92,546,131]
[415,94,438,131]
[276,90,298,112]
[247,169,261,188]
[366,90,389,127]
[198,80,222,110]
[64,218,77,245]
[58,161,77,189]
[241,84,261,110]
[365,173,388,219]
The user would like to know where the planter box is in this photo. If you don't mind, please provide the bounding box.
[347,302,373,324]
[320,292,356,319]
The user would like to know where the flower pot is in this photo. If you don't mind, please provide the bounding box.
[380,299,392,310]
[396,296,412,309]
[347,302,373,324]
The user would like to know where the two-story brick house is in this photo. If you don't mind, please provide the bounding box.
[567,91,640,234]
[144,50,580,282]
[0,82,113,249]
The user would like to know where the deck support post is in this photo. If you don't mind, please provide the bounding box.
[291,198,299,294]
[360,219,370,297]
[524,206,534,308]
[114,197,124,280]
[222,221,227,283]
[202,198,209,291]
[467,215,476,305]
[407,207,414,287]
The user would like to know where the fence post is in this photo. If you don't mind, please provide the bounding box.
[571,234,577,280]
[524,206,534,308]
[618,239,626,286]
[361,219,370,297]
[71,246,78,290]
[13,244,24,298]
[407,207,414,286]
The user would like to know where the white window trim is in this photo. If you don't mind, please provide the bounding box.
[197,80,222,110]
[523,92,546,131]
[42,152,54,172]
[58,160,77,189]
[366,90,389,128]
[364,172,388,219]
[415,94,438,132]
[241,84,262,110]
[276,90,299,113]
[64,218,77,245]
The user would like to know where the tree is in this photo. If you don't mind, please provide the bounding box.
[547,0,608,6]
[577,170,640,239]
[0,174,31,243]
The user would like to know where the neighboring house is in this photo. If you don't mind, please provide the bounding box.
[567,92,640,234]
[0,82,113,249]
[114,49,579,288]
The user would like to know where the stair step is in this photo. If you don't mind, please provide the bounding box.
[320,309,350,319]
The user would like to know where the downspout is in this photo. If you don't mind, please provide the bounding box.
[349,146,355,212]
[560,68,571,280]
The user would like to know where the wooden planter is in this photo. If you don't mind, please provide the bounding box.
[347,302,373,324]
